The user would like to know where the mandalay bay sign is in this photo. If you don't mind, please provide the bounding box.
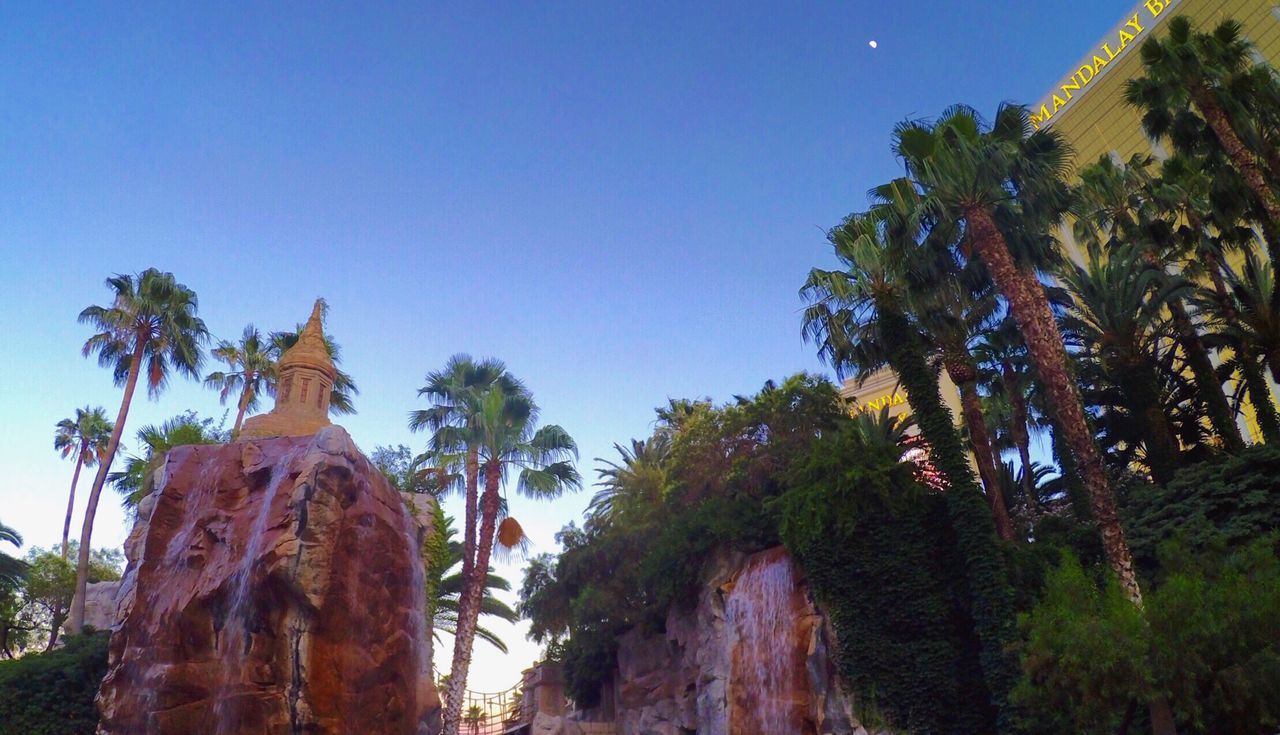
[1029,0,1181,130]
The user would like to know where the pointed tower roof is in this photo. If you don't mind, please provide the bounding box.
[278,299,337,379]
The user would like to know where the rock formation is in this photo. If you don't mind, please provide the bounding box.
[596,547,863,735]
[96,427,441,734]
[96,304,439,734]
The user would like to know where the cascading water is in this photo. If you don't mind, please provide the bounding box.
[212,448,300,734]
[724,548,812,735]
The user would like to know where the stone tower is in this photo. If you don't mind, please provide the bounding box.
[240,299,336,439]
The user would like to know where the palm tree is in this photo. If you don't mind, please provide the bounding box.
[428,515,519,654]
[270,316,359,416]
[1073,153,1244,451]
[462,704,485,735]
[1059,247,1189,484]
[205,325,277,438]
[974,321,1044,514]
[801,212,1017,727]
[1126,17,1280,266]
[909,260,1017,540]
[424,364,581,735]
[70,269,207,633]
[410,355,526,612]
[0,522,23,590]
[1191,251,1280,443]
[890,103,1144,607]
[53,407,113,560]
[109,413,226,509]
[587,434,671,527]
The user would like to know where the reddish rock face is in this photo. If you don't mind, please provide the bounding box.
[97,427,441,735]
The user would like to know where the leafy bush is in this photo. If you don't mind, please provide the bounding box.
[1013,538,1280,733]
[1123,445,1280,577]
[0,630,109,735]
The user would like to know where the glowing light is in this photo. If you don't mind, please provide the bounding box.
[868,40,878,49]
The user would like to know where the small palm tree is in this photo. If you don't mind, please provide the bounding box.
[0,521,24,590]
[425,511,518,654]
[1059,247,1190,484]
[205,325,277,438]
[109,413,226,509]
[587,434,671,527]
[71,269,208,632]
[1073,153,1243,451]
[462,704,485,735]
[53,407,113,560]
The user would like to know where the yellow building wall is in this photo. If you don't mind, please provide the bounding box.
[1033,0,1280,443]
[1041,0,1280,175]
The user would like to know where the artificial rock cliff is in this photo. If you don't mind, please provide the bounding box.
[598,547,865,735]
[95,426,441,735]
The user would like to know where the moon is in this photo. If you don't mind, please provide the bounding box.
[869,40,878,49]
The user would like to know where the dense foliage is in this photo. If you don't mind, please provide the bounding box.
[777,420,994,733]
[0,631,110,735]
[1015,538,1280,734]
[1122,445,1280,577]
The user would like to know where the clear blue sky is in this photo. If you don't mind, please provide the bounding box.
[1,1,1131,687]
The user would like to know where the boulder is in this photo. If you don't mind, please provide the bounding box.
[80,580,123,632]
[96,426,441,734]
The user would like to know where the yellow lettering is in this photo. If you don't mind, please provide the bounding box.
[1076,64,1095,85]
[1092,54,1109,75]
[1052,94,1067,112]
[1124,14,1144,34]
[1061,77,1081,100]
[1145,0,1165,16]
[1118,29,1135,50]
[1102,42,1117,60]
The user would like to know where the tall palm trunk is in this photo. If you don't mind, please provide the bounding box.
[1005,364,1038,514]
[1190,80,1280,266]
[1051,422,1091,521]
[60,453,85,560]
[966,207,1144,605]
[944,353,1016,541]
[878,306,1017,729]
[443,462,502,735]
[462,449,479,584]
[1167,299,1244,451]
[1113,356,1182,485]
[68,338,144,633]
[1138,241,1243,451]
[231,382,254,438]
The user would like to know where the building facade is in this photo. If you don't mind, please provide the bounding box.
[844,0,1280,441]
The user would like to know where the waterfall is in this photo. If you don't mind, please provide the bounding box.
[213,447,300,734]
[724,549,809,735]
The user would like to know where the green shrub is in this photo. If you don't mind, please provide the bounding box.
[1013,538,1280,733]
[1123,446,1280,577]
[0,630,109,735]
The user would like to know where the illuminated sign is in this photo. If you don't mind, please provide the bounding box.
[1029,0,1180,130]
[850,391,907,416]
